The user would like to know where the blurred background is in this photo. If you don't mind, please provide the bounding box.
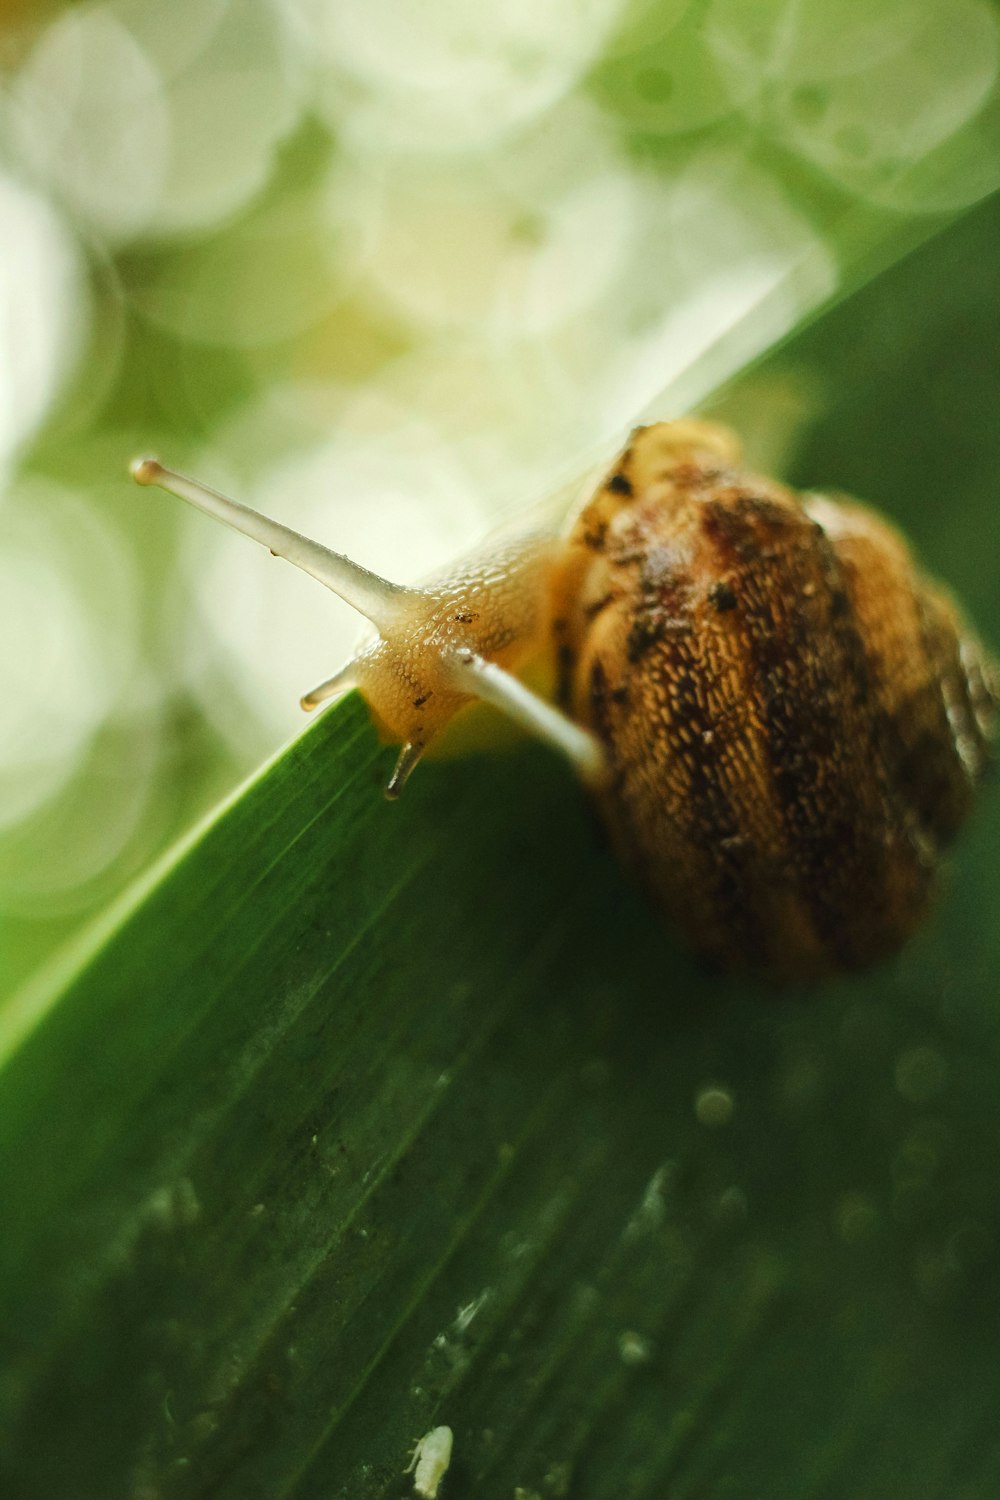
[1,0,999,1001]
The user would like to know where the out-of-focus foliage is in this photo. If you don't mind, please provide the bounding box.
[1,0,999,996]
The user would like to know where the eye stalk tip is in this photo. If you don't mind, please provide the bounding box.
[130,456,163,487]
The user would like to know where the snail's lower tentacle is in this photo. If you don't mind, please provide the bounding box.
[300,662,357,712]
[445,649,607,787]
[385,742,424,800]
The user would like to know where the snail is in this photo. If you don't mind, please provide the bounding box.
[131,419,997,982]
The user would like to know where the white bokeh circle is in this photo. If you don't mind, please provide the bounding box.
[0,174,88,477]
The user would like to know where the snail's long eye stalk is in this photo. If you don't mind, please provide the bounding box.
[130,453,606,798]
[130,457,409,634]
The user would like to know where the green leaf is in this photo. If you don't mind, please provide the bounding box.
[3,197,1000,1500]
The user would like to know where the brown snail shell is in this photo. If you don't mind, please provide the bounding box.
[551,423,997,981]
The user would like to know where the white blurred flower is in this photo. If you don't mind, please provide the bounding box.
[128,166,373,347]
[9,5,172,242]
[356,103,641,340]
[0,481,140,830]
[708,0,1000,212]
[286,0,627,152]
[109,0,305,234]
[9,0,303,245]
[0,175,87,477]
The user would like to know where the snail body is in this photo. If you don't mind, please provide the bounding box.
[132,420,996,982]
